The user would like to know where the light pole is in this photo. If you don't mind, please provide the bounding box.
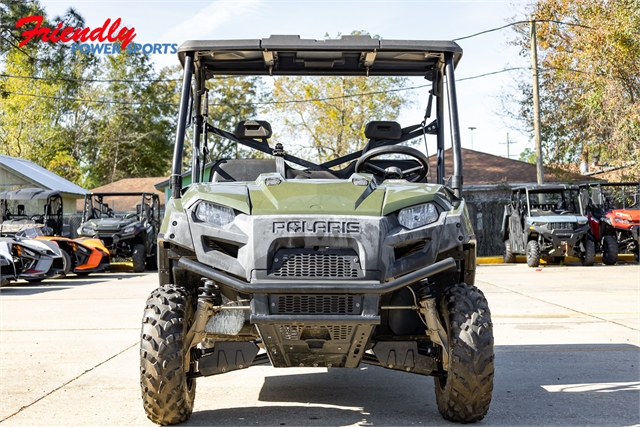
[468,127,476,150]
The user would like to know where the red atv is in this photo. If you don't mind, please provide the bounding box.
[581,182,639,264]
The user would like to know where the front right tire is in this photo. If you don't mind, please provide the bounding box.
[140,286,196,425]
[435,282,494,423]
[526,240,540,267]
[132,244,146,272]
[581,238,595,266]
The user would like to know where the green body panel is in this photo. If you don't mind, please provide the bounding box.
[248,176,385,216]
[381,183,452,215]
[182,183,251,214]
[164,176,455,219]
[160,197,184,234]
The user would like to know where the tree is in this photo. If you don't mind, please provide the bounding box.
[0,3,98,182]
[268,32,413,163]
[79,52,178,188]
[505,0,640,178]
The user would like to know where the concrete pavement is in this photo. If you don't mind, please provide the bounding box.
[1,263,638,426]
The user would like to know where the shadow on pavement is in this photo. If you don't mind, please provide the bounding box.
[181,343,639,427]
[0,273,148,296]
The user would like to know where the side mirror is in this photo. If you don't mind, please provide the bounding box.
[235,120,272,139]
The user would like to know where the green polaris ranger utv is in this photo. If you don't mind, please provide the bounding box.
[140,35,494,425]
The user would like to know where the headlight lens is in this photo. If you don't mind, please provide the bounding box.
[398,203,438,229]
[81,226,94,234]
[195,202,235,227]
[123,226,135,234]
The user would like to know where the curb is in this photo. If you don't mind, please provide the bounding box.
[477,254,637,265]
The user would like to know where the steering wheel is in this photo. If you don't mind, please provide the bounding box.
[355,145,429,182]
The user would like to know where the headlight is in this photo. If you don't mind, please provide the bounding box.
[532,222,549,227]
[398,203,438,229]
[195,202,235,227]
[614,218,630,224]
[81,226,95,234]
[577,220,587,225]
[123,226,136,234]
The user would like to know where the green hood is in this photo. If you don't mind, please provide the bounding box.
[182,175,453,216]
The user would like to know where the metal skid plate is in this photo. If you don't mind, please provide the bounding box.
[372,341,435,375]
[251,294,380,368]
[197,341,259,376]
[257,323,375,368]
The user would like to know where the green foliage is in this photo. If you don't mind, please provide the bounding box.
[506,0,640,178]
[269,32,413,163]
[519,147,537,164]
[0,3,182,188]
[78,52,178,188]
[204,76,263,160]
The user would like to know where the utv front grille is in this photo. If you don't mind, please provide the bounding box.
[270,295,362,315]
[270,249,362,279]
[550,222,575,230]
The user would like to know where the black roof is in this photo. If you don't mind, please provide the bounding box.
[0,188,61,201]
[177,35,462,77]
[511,184,580,193]
[584,182,639,187]
[89,192,155,197]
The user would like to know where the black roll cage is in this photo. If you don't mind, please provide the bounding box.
[82,192,160,223]
[0,189,64,235]
[169,36,464,199]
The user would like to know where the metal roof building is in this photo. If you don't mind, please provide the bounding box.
[0,155,88,215]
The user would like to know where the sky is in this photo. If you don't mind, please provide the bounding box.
[40,0,535,159]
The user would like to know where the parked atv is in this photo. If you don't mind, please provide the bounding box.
[0,227,65,283]
[78,192,160,272]
[139,35,494,426]
[502,185,593,267]
[581,182,639,264]
[0,242,17,286]
[0,188,110,276]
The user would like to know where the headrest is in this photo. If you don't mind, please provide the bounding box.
[364,121,402,140]
[235,120,272,139]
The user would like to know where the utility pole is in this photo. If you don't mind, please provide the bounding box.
[499,132,516,158]
[468,126,476,150]
[531,16,544,184]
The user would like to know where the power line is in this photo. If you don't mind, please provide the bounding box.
[453,19,591,41]
[0,73,181,83]
[0,67,563,107]
[0,73,246,83]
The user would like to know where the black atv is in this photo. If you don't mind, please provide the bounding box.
[502,184,593,267]
[78,192,160,272]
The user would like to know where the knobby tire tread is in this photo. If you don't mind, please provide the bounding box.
[526,240,540,268]
[435,282,494,423]
[140,285,195,425]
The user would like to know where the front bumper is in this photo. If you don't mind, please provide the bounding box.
[531,225,588,256]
